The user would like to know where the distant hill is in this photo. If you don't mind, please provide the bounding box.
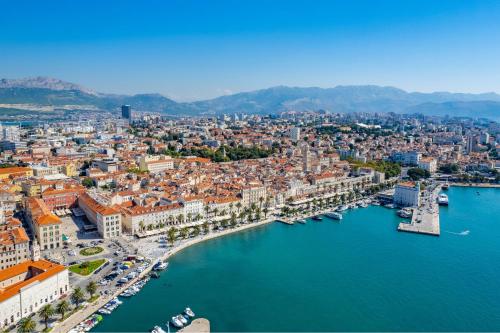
[1,77,500,119]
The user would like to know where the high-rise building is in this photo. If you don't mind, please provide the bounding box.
[290,127,301,143]
[121,105,132,122]
[466,135,478,154]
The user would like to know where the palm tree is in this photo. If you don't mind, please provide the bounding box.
[167,227,177,246]
[39,304,54,330]
[195,213,202,222]
[263,207,269,218]
[258,196,264,210]
[86,281,97,299]
[179,227,189,239]
[230,212,237,227]
[192,225,201,237]
[229,202,234,213]
[235,202,242,214]
[250,202,257,213]
[139,221,145,233]
[201,222,209,234]
[176,214,184,225]
[56,300,70,320]
[187,212,192,223]
[71,287,85,308]
[204,205,210,219]
[213,208,219,217]
[17,317,36,333]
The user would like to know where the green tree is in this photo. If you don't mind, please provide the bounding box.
[71,287,85,308]
[86,281,98,299]
[17,317,36,333]
[82,178,94,188]
[56,300,70,320]
[167,227,177,246]
[39,304,54,330]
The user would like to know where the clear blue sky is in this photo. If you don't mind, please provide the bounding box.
[1,0,500,101]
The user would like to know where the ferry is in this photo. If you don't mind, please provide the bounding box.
[184,307,195,318]
[170,316,184,328]
[326,212,343,220]
[312,215,323,221]
[437,193,449,206]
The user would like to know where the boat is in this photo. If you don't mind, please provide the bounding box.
[437,193,449,206]
[311,215,323,221]
[442,183,449,190]
[397,208,412,218]
[98,308,111,315]
[177,314,188,325]
[297,219,307,224]
[359,201,368,208]
[385,203,396,209]
[153,261,169,271]
[150,271,160,278]
[171,316,184,328]
[337,205,348,212]
[326,212,343,220]
[184,307,195,318]
[154,326,166,333]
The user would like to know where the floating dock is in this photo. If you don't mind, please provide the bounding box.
[397,186,441,236]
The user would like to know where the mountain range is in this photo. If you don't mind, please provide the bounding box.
[1,76,500,119]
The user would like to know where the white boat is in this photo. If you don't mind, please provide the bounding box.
[337,205,348,212]
[326,212,343,220]
[171,316,184,328]
[184,307,195,318]
[359,202,368,208]
[385,203,396,209]
[154,262,169,271]
[397,208,412,218]
[154,326,166,333]
[177,314,188,325]
[437,193,449,206]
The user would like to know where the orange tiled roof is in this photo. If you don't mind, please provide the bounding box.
[0,260,66,302]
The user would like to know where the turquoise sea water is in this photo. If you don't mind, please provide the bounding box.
[94,187,500,332]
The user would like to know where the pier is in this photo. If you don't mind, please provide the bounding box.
[276,218,294,225]
[397,185,441,236]
[179,318,210,333]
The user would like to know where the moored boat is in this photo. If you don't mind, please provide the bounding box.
[437,193,449,206]
[184,307,195,318]
[312,215,323,221]
[297,219,307,224]
[326,212,343,220]
[171,316,184,328]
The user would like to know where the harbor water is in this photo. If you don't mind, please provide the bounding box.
[93,187,500,332]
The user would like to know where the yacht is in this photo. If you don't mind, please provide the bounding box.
[153,262,169,271]
[312,215,323,221]
[437,193,449,206]
[177,314,188,325]
[397,208,412,218]
[184,307,195,318]
[326,212,343,220]
[154,326,166,333]
[170,316,184,328]
[359,201,368,208]
[337,205,348,212]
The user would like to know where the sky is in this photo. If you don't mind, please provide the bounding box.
[1,0,500,101]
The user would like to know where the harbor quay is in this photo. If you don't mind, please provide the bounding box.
[397,185,441,236]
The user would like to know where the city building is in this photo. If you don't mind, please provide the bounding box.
[418,157,437,173]
[394,181,421,207]
[0,215,30,270]
[121,104,132,123]
[290,127,301,143]
[78,193,122,239]
[0,260,69,329]
[24,198,62,250]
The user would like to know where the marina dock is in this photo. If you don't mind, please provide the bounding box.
[397,185,441,236]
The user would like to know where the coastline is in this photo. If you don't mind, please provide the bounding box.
[450,182,500,188]
[54,196,377,332]
[53,217,274,333]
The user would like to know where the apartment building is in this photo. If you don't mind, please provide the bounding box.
[0,216,30,270]
[24,198,62,250]
[394,181,421,207]
[78,193,122,239]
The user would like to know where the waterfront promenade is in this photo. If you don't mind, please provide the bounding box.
[53,218,274,333]
[398,185,441,236]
